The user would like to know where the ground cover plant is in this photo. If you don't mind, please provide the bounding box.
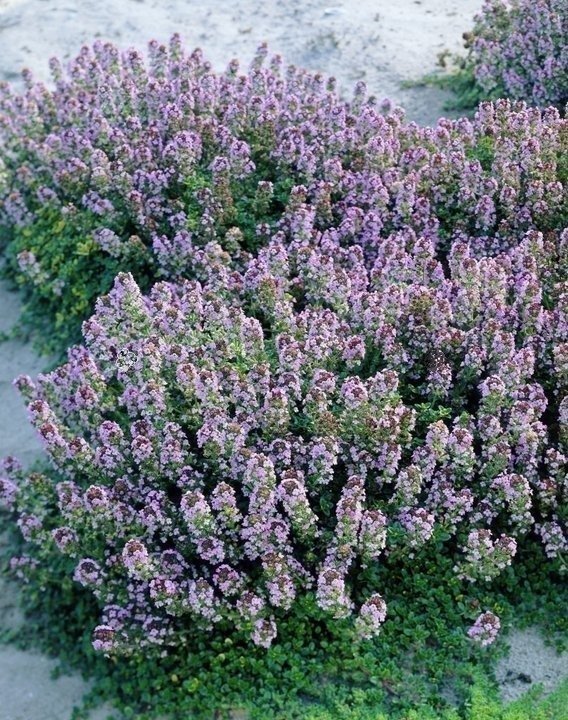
[0,38,567,353]
[423,0,568,113]
[470,0,568,109]
[0,36,567,720]
[1,219,567,715]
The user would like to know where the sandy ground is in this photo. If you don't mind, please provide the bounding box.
[0,280,45,468]
[0,281,114,720]
[0,0,567,718]
[495,628,568,704]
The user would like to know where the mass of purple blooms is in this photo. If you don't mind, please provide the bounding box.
[2,206,567,650]
[0,36,566,306]
[0,38,566,657]
[471,0,568,109]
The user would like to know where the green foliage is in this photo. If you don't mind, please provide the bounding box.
[0,166,296,357]
[464,676,568,720]
[2,206,152,355]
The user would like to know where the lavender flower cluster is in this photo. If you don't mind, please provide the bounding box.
[470,0,568,109]
[0,37,566,325]
[467,611,501,647]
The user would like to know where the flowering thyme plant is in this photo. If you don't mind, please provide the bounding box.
[3,193,566,653]
[469,0,568,109]
[467,611,501,646]
[0,36,566,716]
[0,36,566,351]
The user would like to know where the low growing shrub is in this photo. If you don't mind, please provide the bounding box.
[470,0,568,110]
[2,197,566,653]
[0,38,566,352]
[0,35,567,719]
[429,0,568,113]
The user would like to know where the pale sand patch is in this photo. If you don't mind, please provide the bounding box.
[496,628,568,704]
